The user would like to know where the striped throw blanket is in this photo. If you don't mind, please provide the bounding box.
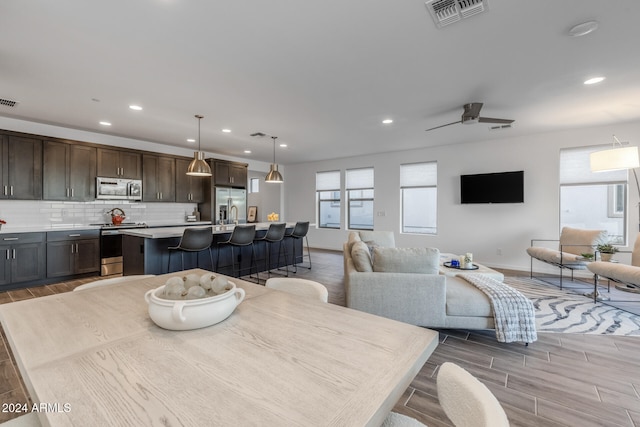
[459,273,537,344]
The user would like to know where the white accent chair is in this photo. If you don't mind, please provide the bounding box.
[264,277,328,302]
[587,232,640,300]
[437,362,510,427]
[73,275,156,291]
[0,413,41,427]
[527,226,607,288]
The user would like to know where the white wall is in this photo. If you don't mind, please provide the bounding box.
[247,170,283,222]
[283,121,640,272]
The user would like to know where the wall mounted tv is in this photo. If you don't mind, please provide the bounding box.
[460,171,524,204]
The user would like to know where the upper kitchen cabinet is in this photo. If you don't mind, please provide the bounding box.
[97,148,142,179]
[213,160,247,188]
[0,135,43,200]
[175,158,205,203]
[143,154,176,202]
[43,141,96,201]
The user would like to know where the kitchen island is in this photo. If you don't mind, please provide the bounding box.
[121,222,303,276]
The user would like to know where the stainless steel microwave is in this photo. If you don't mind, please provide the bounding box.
[96,177,142,201]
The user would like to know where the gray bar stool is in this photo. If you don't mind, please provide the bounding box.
[216,225,259,282]
[254,223,289,280]
[285,221,311,273]
[167,227,213,273]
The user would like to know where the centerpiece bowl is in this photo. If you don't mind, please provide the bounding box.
[145,281,245,330]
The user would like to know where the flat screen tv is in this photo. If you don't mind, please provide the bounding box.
[460,171,524,204]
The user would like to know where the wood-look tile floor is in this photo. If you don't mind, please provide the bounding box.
[1,249,639,426]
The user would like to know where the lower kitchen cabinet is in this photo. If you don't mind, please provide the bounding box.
[0,233,46,287]
[46,230,100,278]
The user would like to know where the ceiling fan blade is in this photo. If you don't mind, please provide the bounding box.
[463,102,483,118]
[477,117,514,124]
[425,120,460,132]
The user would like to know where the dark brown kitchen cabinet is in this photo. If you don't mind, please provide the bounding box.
[0,233,46,288]
[46,230,99,278]
[0,135,43,200]
[175,158,205,202]
[43,141,97,201]
[143,154,176,202]
[97,148,142,179]
[214,160,247,188]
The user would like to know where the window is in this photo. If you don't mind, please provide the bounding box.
[316,171,340,229]
[400,162,437,234]
[249,178,260,193]
[560,146,628,244]
[346,168,374,230]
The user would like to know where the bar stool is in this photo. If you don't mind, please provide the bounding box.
[254,223,289,280]
[167,227,213,273]
[285,221,311,273]
[216,225,259,282]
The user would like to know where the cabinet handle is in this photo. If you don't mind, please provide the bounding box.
[5,249,8,260]
[160,192,163,200]
[75,243,79,252]
[68,234,81,237]
[3,185,6,196]
[3,237,18,241]
[12,249,16,259]
[10,186,13,196]
[71,188,74,198]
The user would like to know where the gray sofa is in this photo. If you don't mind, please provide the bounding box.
[343,231,495,329]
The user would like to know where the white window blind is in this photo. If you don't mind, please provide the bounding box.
[346,168,374,190]
[316,170,340,191]
[400,162,437,187]
[560,146,627,185]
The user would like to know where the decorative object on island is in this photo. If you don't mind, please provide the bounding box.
[590,135,640,231]
[265,136,284,183]
[267,212,279,221]
[108,208,126,225]
[461,252,473,269]
[596,242,619,262]
[247,206,257,222]
[0,219,5,230]
[186,114,212,177]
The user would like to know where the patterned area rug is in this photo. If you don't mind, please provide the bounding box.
[505,276,640,335]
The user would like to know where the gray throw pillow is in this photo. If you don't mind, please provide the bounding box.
[351,241,373,272]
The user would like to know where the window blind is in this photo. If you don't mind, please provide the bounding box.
[560,146,627,185]
[400,162,437,187]
[346,168,374,190]
[316,170,340,191]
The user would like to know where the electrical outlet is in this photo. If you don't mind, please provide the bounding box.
[376,211,386,217]
[496,248,502,256]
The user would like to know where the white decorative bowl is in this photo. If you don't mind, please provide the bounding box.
[144,282,245,331]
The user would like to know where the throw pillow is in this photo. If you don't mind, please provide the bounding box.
[357,231,395,248]
[372,247,440,274]
[351,241,373,272]
[346,232,362,253]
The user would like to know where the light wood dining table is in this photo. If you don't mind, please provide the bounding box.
[0,270,438,427]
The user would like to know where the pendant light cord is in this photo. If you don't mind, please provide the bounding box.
[272,136,277,163]
[196,114,204,152]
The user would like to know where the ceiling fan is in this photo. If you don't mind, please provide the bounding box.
[425,103,514,132]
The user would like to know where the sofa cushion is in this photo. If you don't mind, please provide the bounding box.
[559,227,607,256]
[357,231,395,248]
[346,232,362,253]
[445,276,493,317]
[351,241,373,272]
[526,247,588,267]
[372,247,439,274]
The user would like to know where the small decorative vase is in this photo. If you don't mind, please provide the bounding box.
[600,253,613,262]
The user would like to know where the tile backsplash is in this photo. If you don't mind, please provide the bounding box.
[0,200,200,229]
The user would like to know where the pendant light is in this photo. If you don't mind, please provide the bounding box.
[186,114,212,176]
[265,136,284,183]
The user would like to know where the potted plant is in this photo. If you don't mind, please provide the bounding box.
[596,243,619,262]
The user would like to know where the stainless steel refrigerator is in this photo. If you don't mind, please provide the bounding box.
[215,187,247,224]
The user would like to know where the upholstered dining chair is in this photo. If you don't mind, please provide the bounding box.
[437,362,509,427]
[73,274,156,291]
[0,412,41,427]
[265,277,328,302]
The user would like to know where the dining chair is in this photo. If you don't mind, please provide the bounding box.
[437,362,509,427]
[0,412,41,426]
[167,227,214,273]
[265,277,328,302]
[73,274,156,291]
[285,221,311,273]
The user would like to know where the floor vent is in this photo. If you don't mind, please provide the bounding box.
[0,98,18,108]
[425,0,488,28]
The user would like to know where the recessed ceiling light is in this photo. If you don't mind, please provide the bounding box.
[568,21,599,37]
[584,77,605,85]
[244,150,252,154]
[382,119,393,124]
[222,129,231,133]
[187,138,196,143]
[279,143,287,148]
[129,105,143,111]
[99,121,111,126]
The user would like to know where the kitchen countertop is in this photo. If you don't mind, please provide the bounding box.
[121,222,296,239]
[0,221,212,234]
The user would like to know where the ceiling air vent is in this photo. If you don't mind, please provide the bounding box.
[425,0,488,28]
[489,124,512,131]
[0,98,18,108]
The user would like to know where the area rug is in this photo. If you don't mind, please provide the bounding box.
[504,276,640,336]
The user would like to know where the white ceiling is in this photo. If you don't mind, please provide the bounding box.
[1,1,639,164]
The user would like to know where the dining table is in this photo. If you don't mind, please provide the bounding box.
[0,269,438,426]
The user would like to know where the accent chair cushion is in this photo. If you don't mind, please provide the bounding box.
[351,241,373,272]
[588,261,640,286]
[526,246,588,268]
[357,230,395,248]
[372,247,439,274]
[559,227,607,256]
[632,233,640,267]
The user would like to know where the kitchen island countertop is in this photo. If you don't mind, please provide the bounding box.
[121,222,296,239]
